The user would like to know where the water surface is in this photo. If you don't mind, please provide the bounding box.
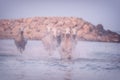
[0,39,120,80]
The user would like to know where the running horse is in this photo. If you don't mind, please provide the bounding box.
[14,27,27,53]
[59,27,73,60]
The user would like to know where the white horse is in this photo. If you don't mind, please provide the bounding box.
[59,27,73,60]
[51,27,62,48]
[41,26,56,56]
[51,27,58,48]
[71,27,78,49]
[14,27,27,53]
[56,28,62,47]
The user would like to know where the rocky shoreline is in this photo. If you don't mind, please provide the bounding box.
[0,17,120,42]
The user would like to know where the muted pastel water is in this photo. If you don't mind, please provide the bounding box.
[0,39,120,80]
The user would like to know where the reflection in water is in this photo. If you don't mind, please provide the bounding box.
[64,69,72,80]
[14,27,27,53]
[0,52,120,80]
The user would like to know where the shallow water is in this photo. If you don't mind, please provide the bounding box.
[0,39,120,80]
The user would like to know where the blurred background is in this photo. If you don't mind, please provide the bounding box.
[0,0,120,31]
